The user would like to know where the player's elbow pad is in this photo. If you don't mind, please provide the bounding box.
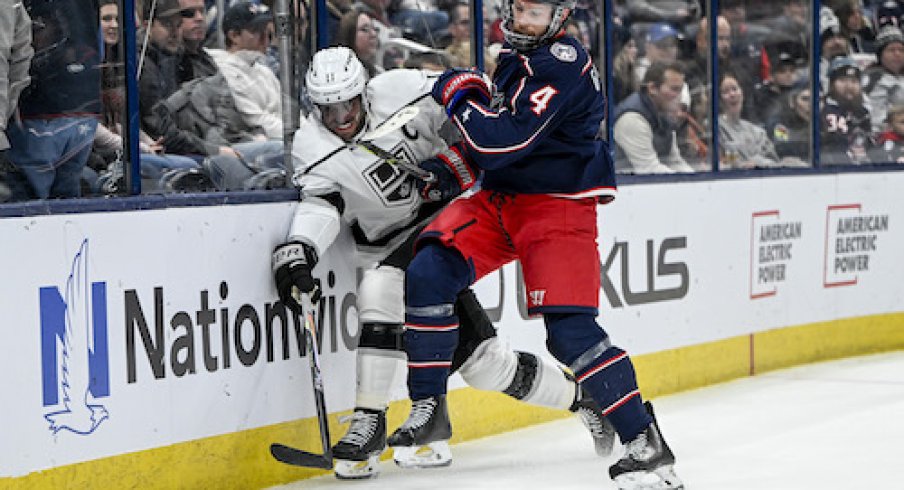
[287,196,342,258]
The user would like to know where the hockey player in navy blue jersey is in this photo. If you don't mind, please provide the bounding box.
[386,0,684,488]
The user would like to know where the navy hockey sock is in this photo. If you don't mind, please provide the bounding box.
[405,315,459,399]
[404,244,472,399]
[545,313,652,442]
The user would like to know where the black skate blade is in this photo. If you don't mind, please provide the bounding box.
[270,443,333,469]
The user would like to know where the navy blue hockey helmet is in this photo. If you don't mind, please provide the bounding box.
[501,0,576,52]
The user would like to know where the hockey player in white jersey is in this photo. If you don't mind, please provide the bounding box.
[270,47,615,479]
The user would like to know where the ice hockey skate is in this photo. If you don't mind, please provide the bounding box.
[387,395,453,468]
[609,402,684,489]
[332,408,386,479]
[570,387,618,457]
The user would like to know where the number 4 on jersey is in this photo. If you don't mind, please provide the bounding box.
[529,85,558,115]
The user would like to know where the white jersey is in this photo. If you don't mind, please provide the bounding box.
[288,69,450,265]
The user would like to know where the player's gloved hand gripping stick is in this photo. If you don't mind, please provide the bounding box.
[269,289,334,469]
[270,243,333,468]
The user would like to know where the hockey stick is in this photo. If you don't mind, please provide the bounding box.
[356,105,438,183]
[270,289,334,470]
[357,140,437,183]
[360,105,421,142]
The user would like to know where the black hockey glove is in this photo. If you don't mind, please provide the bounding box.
[417,144,478,202]
[272,241,321,313]
[431,68,492,116]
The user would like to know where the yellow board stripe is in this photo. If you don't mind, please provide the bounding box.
[5,313,903,489]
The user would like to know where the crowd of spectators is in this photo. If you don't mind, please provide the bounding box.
[1,0,903,202]
[611,0,904,173]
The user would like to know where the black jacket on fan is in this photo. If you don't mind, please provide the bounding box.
[19,0,101,119]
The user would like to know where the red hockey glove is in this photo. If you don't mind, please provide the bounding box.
[416,143,478,201]
[431,69,492,116]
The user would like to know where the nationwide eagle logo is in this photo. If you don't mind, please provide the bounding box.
[41,239,111,436]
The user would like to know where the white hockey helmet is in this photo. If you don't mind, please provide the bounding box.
[306,46,368,105]
[501,0,576,52]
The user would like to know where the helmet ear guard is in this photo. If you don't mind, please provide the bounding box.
[501,0,576,51]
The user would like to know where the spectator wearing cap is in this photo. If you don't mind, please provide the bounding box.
[138,0,185,138]
[635,23,693,132]
[89,0,202,195]
[5,0,101,201]
[753,42,806,124]
[208,2,282,140]
[821,56,873,164]
[869,104,904,163]
[198,1,284,190]
[863,25,904,133]
[178,0,218,82]
[613,61,696,174]
[635,22,683,83]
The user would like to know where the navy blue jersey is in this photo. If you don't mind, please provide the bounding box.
[820,96,872,165]
[449,36,616,200]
